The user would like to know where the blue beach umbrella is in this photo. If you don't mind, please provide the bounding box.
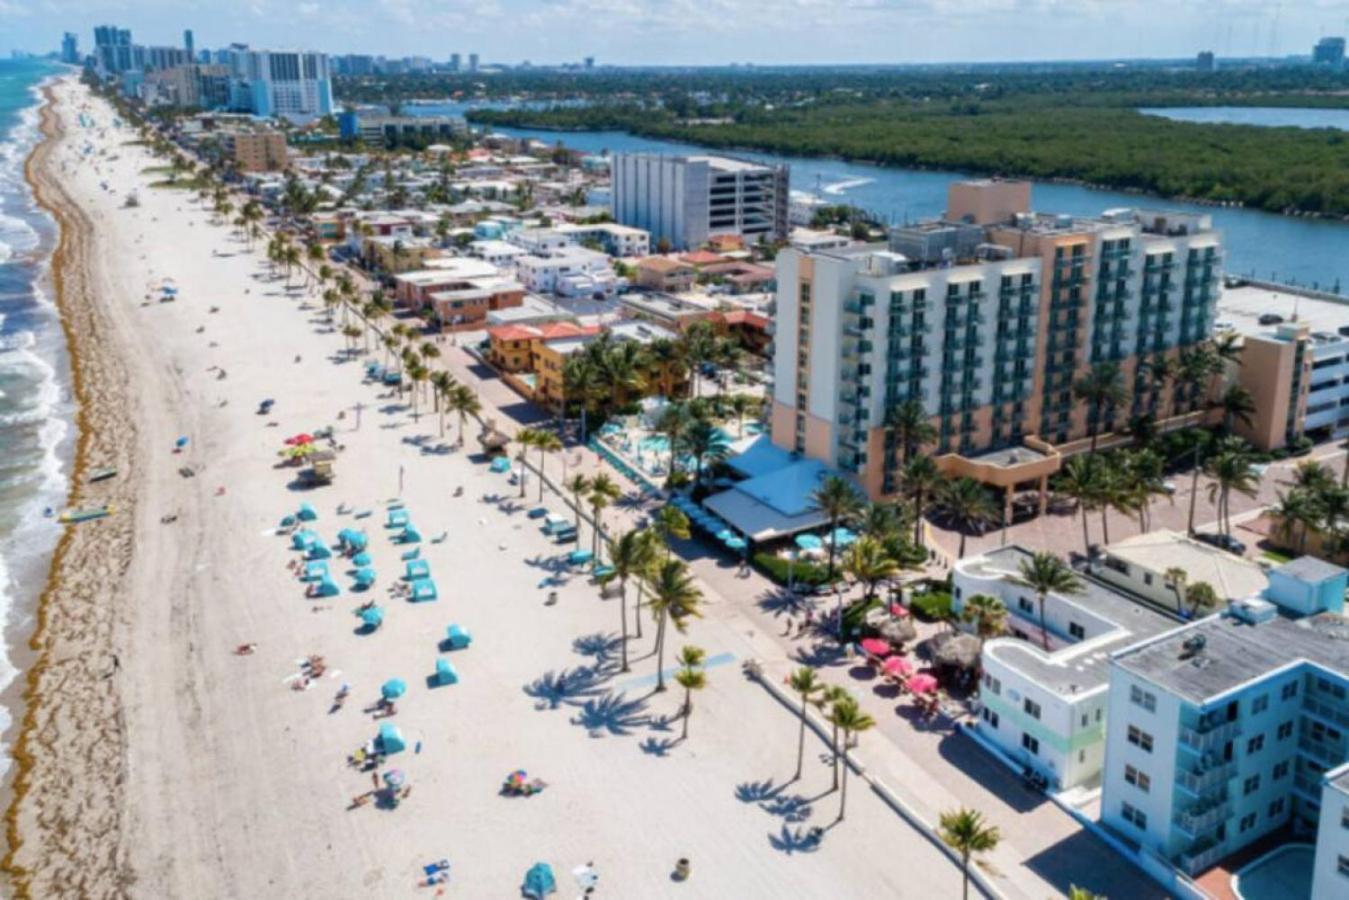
[381,678,407,700]
[361,606,384,629]
[795,534,824,551]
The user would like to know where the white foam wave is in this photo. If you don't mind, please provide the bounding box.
[822,177,875,196]
[0,329,36,353]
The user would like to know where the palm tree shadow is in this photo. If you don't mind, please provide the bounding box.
[523,666,610,710]
[735,778,786,804]
[569,690,650,737]
[756,588,813,619]
[572,632,623,669]
[767,824,824,855]
[794,641,847,669]
[639,736,676,757]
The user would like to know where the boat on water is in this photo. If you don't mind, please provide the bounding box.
[59,505,113,524]
[88,467,118,482]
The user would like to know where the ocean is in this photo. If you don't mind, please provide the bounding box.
[0,58,71,776]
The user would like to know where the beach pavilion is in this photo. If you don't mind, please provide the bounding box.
[699,435,839,543]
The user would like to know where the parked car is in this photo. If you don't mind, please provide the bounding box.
[1195,532,1246,555]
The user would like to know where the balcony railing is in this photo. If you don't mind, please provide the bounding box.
[1176,760,1236,797]
[1177,840,1227,875]
[1180,720,1241,753]
[1303,696,1349,730]
[1173,798,1230,836]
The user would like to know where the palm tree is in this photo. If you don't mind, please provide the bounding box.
[1205,447,1259,540]
[608,529,656,671]
[1055,454,1104,556]
[531,430,563,502]
[446,384,480,447]
[562,356,604,443]
[514,428,542,498]
[1068,887,1104,900]
[843,536,898,599]
[789,667,823,781]
[1214,384,1256,436]
[588,473,621,560]
[829,696,875,821]
[429,371,455,436]
[1072,363,1126,453]
[1185,581,1220,617]
[935,478,999,559]
[655,402,693,476]
[811,475,864,581]
[683,418,731,487]
[565,474,591,537]
[1016,552,1083,651]
[1273,489,1319,554]
[673,645,708,739]
[645,559,703,692]
[900,455,942,548]
[727,393,757,437]
[885,399,937,465]
[1163,567,1187,615]
[818,684,851,790]
[652,504,691,561]
[960,594,1007,645]
[939,808,1001,900]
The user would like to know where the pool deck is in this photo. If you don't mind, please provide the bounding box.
[1195,830,1303,900]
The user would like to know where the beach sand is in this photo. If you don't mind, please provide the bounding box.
[4,76,971,898]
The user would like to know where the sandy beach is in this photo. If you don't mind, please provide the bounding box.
[2,74,978,898]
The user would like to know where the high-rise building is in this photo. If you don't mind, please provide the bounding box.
[468,53,479,72]
[770,179,1222,501]
[1102,557,1349,882]
[61,32,79,65]
[230,49,333,122]
[184,30,194,60]
[145,46,191,71]
[1313,36,1346,66]
[584,56,595,70]
[93,25,133,74]
[611,153,789,251]
[1196,51,1215,72]
[449,53,461,72]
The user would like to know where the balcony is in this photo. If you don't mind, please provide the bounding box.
[1173,798,1230,837]
[1177,840,1227,876]
[1180,719,1241,753]
[1303,695,1349,730]
[1176,760,1236,797]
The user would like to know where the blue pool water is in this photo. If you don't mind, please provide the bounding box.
[1232,843,1314,900]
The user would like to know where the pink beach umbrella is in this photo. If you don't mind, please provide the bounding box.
[882,656,914,678]
[906,674,939,694]
[858,638,891,659]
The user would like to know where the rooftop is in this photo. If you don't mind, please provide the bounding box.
[637,256,696,273]
[963,546,1179,696]
[1217,285,1349,342]
[1102,529,1270,601]
[1277,556,1349,584]
[1113,609,1349,704]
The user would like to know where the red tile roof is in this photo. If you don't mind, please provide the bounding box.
[713,309,770,329]
[488,321,600,343]
[680,250,726,267]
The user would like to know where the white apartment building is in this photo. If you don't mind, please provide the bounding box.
[554,222,651,258]
[516,246,618,298]
[1095,530,1269,612]
[231,49,333,122]
[611,153,788,250]
[470,240,526,268]
[953,546,1178,790]
[1102,557,1349,883]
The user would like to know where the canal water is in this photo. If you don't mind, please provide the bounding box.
[411,102,1349,294]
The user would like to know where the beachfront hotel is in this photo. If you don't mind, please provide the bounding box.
[228,49,333,122]
[1102,557,1349,890]
[611,153,789,250]
[770,179,1223,505]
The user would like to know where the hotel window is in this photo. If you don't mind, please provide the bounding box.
[983,674,1001,695]
[1274,761,1290,780]
[1282,682,1298,700]
[982,708,999,728]
[1269,799,1285,818]
[1068,622,1085,640]
[1022,733,1039,755]
[1243,775,1261,796]
[1252,694,1269,715]
[1239,813,1257,833]
[1339,855,1349,877]
[1018,597,1034,614]
[1247,735,1265,755]
[1124,765,1151,793]
[1130,686,1157,713]
[1127,726,1153,753]
[1121,802,1146,829]
[1278,721,1294,740]
[1024,699,1042,720]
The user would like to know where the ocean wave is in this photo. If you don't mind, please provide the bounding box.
[0,328,36,353]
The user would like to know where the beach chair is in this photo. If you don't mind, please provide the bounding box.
[489,456,511,474]
[446,624,472,650]
[592,564,615,581]
[303,560,329,582]
[568,549,594,567]
[434,658,459,686]
[400,525,422,544]
[405,559,431,581]
[553,526,577,544]
[401,547,421,561]
[528,507,549,520]
[297,503,318,522]
[387,508,410,528]
[410,578,438,603]
[354,567,376,589]
[307,542,333,560]
[378,722,406,754]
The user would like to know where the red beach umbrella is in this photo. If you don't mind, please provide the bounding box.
[858,637,891,659]
[882,656,914,678]
[907,674,939,694]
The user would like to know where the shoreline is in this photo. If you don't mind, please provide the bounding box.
[3,79,135,897]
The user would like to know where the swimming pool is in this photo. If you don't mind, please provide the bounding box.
[638,435,670,454]
[1232,843,1314,900]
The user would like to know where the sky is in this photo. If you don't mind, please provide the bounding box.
[4,0,1349,67]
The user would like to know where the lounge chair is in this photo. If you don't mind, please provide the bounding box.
[434,659,458,686]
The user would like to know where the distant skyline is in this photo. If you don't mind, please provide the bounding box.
[4,0,1349,67]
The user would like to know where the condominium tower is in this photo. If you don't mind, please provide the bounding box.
[770,179,1222,505]
[611,153,789,250]
[229,49,333,122]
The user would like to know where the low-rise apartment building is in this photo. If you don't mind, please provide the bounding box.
[392,259,524,330]
[1094,529,1269,612]
[337,111,467,146]
[533,321,685,413]
[555,222,651,258]
[230,129,287,172]
[486,321,599,373]
[771,179,1223,503]
[634,256,697,293]
[362,234,444,273]
[1103,557,1349,883]
[516,246,618,298]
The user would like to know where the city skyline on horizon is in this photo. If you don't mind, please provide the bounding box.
[6,0,1349,68]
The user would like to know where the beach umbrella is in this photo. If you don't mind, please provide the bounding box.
[882,656,914,678]
[352,551,373,566]
[794,534,823,551]
[907,674,939,694]
[714,528,734,542]
[858,637,891,659]
[725,536,748,552]
[361,606,384,629]
[383,768,406,788]
[175,436,189,448]
[523,863,557,899]
[285,433,314,446]
[933,633,982,670]
[381,678,407,700]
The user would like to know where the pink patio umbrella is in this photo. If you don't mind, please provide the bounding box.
[882,656,914,678]
[906,673,939,694]
[858,637,891,659]
[887,604,910,618]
